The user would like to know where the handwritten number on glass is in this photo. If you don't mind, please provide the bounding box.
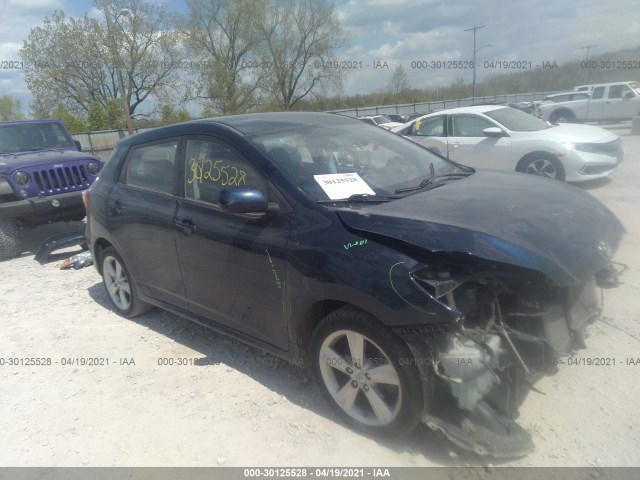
[188,156,247,187]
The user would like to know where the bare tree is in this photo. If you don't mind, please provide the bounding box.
[259,0,349,110]
[388,65,409,98]
[182,0,266,114]
[20,1,184,118]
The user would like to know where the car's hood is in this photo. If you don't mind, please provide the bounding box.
[0,149,97,172]
[335,170,625,286]
[522,124,617,143]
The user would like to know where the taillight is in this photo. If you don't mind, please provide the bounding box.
[82,189,89,210]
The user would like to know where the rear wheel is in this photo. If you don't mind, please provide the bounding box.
[311,308,423,437]
[0,218,20,259]
[101,247,152,317]
[549,110,575,124]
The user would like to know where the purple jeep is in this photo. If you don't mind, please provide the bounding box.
[0,120,103,258]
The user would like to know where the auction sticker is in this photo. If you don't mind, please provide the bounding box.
[314,173,375,200]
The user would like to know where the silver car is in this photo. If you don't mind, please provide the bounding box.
[392,105,624,182]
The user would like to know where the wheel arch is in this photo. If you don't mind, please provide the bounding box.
[92,238,114,275]
[549,107,576,122]
[295,300,387,367]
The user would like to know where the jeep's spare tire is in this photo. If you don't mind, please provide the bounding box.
[0,218,20,259]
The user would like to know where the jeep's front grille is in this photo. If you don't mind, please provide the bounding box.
[32,165,89,194]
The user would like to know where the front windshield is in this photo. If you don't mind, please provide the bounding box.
[484,107,550,132]
[250,121,462,201]
[0,122,74,153]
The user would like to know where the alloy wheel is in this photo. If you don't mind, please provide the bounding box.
[318,329,402,426]
[103,255,132,311]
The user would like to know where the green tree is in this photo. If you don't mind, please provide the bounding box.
[87,102,108,130]
[52,105,88,133]
[105,99,123,129]
[20,2,184,118]
[0,95,24,121]
[160,104,191,125]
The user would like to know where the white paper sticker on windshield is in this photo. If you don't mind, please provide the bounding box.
[314,173,376,200]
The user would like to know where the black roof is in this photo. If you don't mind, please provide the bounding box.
[117,112,358,147]
[194,111,357,135]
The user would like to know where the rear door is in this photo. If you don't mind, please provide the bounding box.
[106,138,187,309]
[174,136,291,350]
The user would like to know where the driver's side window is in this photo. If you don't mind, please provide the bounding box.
[184,138,266,206]
[451,115,494,137]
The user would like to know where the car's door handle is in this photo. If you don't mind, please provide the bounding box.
[451,143,462,148]
[175,217,197,235]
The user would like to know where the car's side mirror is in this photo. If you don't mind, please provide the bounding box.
[74,140,82,151]
[624,91,635,99]
[219,187,277,214]
[482,127,506,137]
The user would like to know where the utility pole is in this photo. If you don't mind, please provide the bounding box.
[465,25,485,101]
[581,45,597,83]
[102,0,134,135]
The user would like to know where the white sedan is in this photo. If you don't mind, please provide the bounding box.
[391,105,624,182]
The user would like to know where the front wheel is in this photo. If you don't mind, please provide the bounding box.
[0,218,20,259]
[101,247,152,317]
[311,308,423,437]
[519,155,565,181]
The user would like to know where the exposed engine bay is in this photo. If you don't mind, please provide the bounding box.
[407,262,624,457]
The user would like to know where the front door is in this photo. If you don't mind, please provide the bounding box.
[447,114,512,171]
[174,136,291,350]
[601,84,640,120]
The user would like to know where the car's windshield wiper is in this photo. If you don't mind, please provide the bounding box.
[395,171,473,194]
[317,193,397,204]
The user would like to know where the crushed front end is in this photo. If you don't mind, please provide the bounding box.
[396,259,624,457]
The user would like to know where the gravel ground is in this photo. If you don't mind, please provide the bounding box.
[1,124,639,468]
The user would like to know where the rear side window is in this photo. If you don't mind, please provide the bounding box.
[412,116,445,136]
[591,87,605,100]
[125,140,178,194]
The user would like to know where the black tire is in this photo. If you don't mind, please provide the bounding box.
[101,246,152,317]
[311,307,423,437]
[0,218,20,259]
[549,110,575,124]
[518,154,565,181]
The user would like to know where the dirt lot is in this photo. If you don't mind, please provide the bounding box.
[1,124,639,468]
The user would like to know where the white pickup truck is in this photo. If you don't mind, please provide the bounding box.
[537,81,640,123]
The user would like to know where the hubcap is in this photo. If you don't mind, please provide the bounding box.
[103,256,132,311]
[525,159,557,179]
[318,330,402,427]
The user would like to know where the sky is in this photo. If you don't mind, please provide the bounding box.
[1,0,639,115]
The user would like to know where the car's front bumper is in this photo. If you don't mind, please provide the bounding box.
[0,190,85,219]
[562,147,624,182]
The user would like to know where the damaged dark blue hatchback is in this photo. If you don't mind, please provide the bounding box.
[85,112,624,457]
